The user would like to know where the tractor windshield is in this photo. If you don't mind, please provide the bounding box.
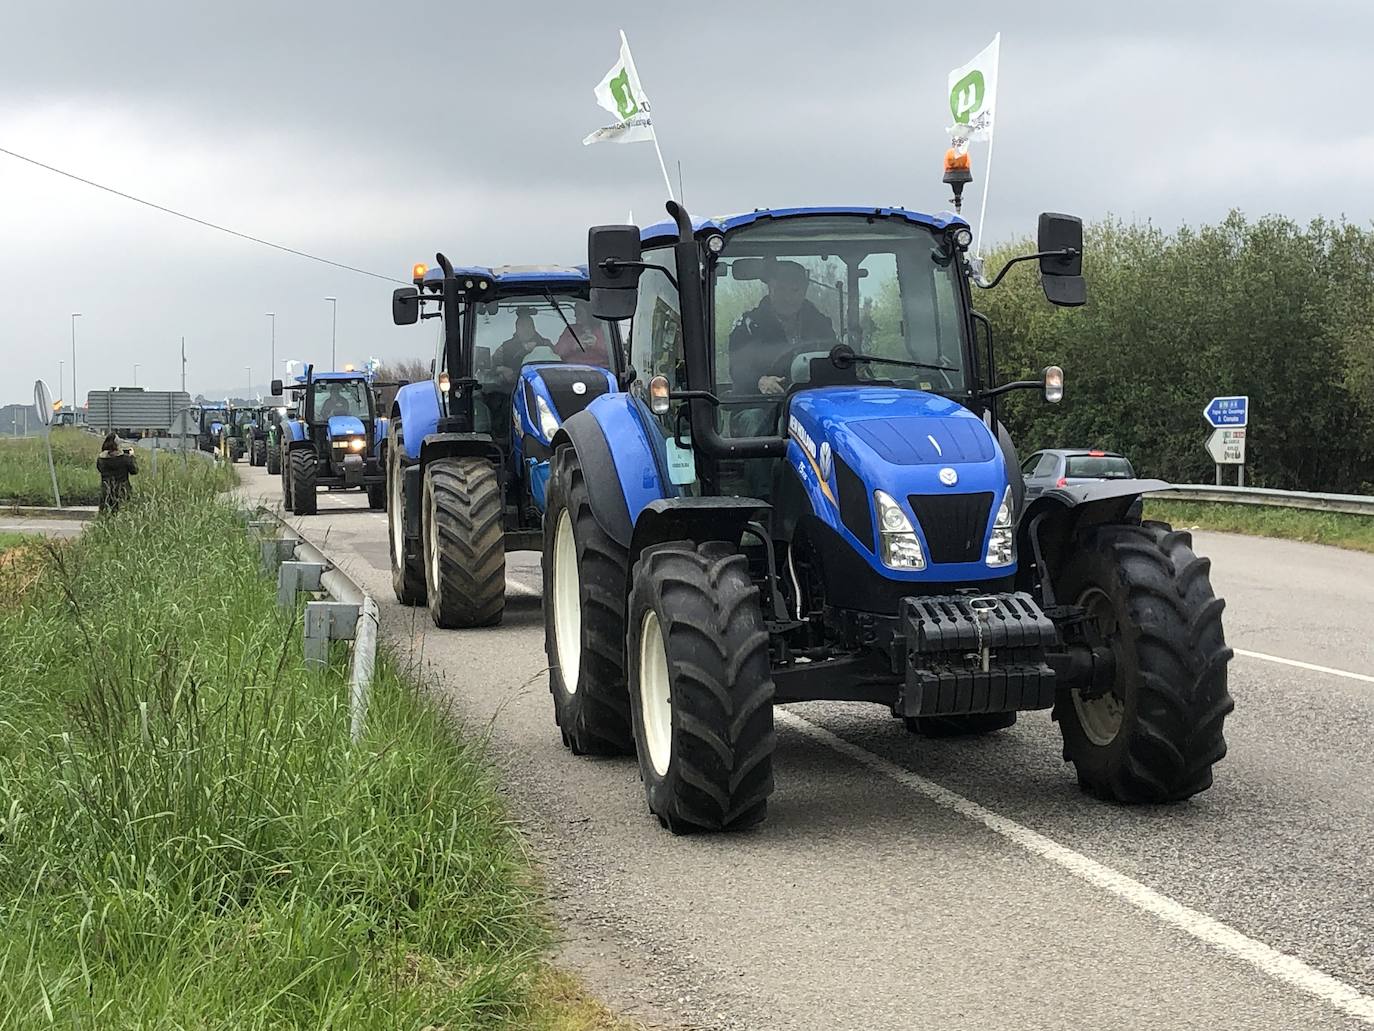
[474,292,612,390]
[712,217,968,419]
[312,380,371,421]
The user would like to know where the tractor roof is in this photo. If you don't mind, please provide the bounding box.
[296,372,371,383]
[420,264,588,289]
[639,206,965,249]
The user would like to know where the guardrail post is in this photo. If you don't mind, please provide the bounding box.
[303,600,360,670]
[259,537,296,574]
[349,595,379,743]
[277,560,325,608]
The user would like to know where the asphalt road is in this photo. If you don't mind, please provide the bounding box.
[241,467,1374,1030]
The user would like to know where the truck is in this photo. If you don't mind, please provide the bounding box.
[540,192,1233,833]
[387,259,620,627]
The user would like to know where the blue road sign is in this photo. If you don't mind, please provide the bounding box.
[1203,395,1248,428]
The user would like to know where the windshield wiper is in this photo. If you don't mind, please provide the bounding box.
[543,290,584,353]
[826,343,956,375]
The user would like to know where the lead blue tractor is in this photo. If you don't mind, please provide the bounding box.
[388,258,620,628]
[270,367,389,516]
[541,195,1234,834]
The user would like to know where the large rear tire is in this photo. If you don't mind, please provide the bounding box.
[280,447,293,512]
[267,441,281,476]
[388,423,425,606]
[904,712,1017,737]
[289,449,318,516]
[423,457,505,628]
[627,541,776,833]
[1053,521,1233,803]
[542,446,634,756]
[251,438,267,467]
[366,483,386,510]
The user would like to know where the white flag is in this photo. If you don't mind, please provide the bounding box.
[946,34,999,147]
[582,31,656,146]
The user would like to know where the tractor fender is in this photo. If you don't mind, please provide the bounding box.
[392,381,443,461]
[418,432,503,469]
[551,397,667,548]
[629,497,770,571]
[1015,477,1169,599]
[284,420,309,445]
[994,420,1025,516]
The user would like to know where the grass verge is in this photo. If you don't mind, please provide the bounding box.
[1147,499,1374,554]
[0,468,625,1028]
[0,531,37,551]
[0,430,235,505]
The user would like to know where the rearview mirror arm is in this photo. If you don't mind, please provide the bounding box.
[972,248,1081,290]
[600,259,677,291]
[980,378,1044,399]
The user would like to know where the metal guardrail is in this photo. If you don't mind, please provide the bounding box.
[1153,484,1374,517]
[250,508,379,742]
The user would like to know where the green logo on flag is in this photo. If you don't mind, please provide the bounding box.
[949,69,985,124]
[609,68,639,120]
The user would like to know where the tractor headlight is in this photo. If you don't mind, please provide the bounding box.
[534,395,560,439]
[873,490,926,570]
[349,437,367,452]
[986,486,1015,567]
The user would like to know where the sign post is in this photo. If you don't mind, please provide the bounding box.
[33,380,62,508]
[1203,395,1249,486]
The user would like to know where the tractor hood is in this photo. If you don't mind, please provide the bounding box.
[786,387,1013,576]
[327,415,366,438]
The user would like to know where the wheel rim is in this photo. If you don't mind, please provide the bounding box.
[552,510,581,694]
[1072,585,1126,747]
[638,610,672,777]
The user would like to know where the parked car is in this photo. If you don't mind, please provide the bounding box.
[1022,448,1138,500]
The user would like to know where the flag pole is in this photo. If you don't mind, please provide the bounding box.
[619,30,675,202]
[974,128,995,257]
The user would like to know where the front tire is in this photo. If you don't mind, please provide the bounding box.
[366,483,386,510]
[627,541,776,833]
[1053,522,1233,803]
[251,438,267,467]
[543,446,634,756]
[423,457,505,628]
[289,449,318,516]
[267,441,281,476]
[388,423,425,606]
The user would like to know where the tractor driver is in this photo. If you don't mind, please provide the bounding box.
[318,381,360,420]
[490,310,554,389]
[728,260,837,397]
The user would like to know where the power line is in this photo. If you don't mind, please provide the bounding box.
[0,143,406,285]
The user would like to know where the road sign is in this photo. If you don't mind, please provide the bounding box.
[33,379,54,428]
[1203,395,1248,428]
[1206,427,1246,465]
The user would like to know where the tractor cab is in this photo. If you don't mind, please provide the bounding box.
[386,260,620,625]
[537,198,1231,834]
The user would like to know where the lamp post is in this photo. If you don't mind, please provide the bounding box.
[134,363,141,387]
[265,313,276,392]
[70,313,82,415]
[58,360,64,411]
[325,297,337,370]
[245,366,252,397]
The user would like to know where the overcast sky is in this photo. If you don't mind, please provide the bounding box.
[3,1,1371,402]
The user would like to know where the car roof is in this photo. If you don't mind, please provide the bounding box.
[639,206,965,248]
[420,264,588,288]
[1036,448,1127,458]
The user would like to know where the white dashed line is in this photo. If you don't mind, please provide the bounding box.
[1234,648,1374,685]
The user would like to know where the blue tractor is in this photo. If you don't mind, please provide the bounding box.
[270,367,389,516]
[388,258,620,628]
[542,198,1234,833]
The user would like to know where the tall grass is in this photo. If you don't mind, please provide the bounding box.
[0,473,549,1027]
[0,430,235,505]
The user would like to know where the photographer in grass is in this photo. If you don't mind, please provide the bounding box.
[96,432,138,513]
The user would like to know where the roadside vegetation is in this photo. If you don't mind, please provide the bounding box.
[1147,499,1374,554]
[0,428,234,505]
[0,468,632,1028]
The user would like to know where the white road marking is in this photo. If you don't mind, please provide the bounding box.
[1234,648,1374,685]
[780,711,1374,1025]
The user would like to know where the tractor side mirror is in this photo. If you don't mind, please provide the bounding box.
[392,287,420,326]
[270,379,283,396]
[1043,365,1065,403]
[1037,213,1086,308]
[588,224,642,321]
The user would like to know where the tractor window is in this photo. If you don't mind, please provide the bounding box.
[711,217,968,429]
[474,293,610,393]
[629,263,684,390]
[312,380,370,420]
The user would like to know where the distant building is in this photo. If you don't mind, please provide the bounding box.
[1,403,34,436]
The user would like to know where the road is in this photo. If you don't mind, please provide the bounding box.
[240,466,1374,1030]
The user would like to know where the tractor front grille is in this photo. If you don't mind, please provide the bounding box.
[907,492,993,564]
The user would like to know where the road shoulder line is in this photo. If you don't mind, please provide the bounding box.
[1234,648,1374,685]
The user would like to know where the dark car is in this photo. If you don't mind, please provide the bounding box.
[1022,448,1137,500]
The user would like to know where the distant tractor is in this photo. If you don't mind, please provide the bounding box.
[387,259,619,627]
[194,404,230,455]
[271,368,389,515]
[217,406,255,463]
[539,194,1233,833]
[264,404,291,475]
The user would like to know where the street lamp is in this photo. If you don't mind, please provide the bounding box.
[325,297,337,370]
[245,366,252,397]
[265,313,276,392]
[70,313,82,414]
[134,363,141,387]
[58,360,64,410]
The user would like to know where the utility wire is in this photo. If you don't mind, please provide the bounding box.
[0,143,407,285]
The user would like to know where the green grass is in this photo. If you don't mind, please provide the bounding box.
[0,430,235,506]
[0,470,573,1028]
[0,532,36,551]
[1147,499,1374,554]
